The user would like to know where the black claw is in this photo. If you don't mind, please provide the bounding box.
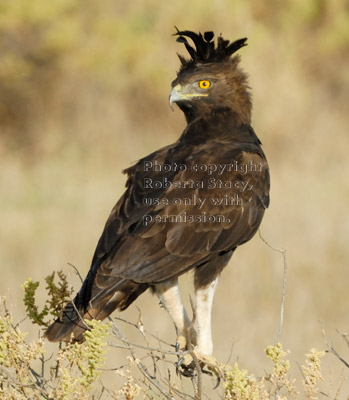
[181,367,195,377]
[202,368,213,376]
[175,357,196,378]
[175,355,221,384]
[176,356,184,367]
[212,374,221,390]
[175,357,182,376]
[176,357,191,377]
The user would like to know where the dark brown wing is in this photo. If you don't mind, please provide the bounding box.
[45,136,269,342]
[91,139,269,288]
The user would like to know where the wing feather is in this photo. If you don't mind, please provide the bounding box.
[87,140,269,287]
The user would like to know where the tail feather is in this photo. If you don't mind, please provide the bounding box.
[45,279,148,343]
[44,301,88,343]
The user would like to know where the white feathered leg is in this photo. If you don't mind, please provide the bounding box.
[194,276,219,356]
[154,278,195,349]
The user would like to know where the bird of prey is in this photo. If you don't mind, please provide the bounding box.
[45,29,270,368]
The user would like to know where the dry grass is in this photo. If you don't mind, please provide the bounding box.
[0,0,348,397]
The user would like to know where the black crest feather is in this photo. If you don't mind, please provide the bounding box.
[174,28,247,69]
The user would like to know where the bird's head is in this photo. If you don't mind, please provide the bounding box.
[170,29,251,124]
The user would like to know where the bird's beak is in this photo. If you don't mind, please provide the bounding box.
[169,84,182,111]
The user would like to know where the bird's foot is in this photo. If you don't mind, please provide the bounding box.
[175,335,187,351]
[176,349,222,385]
[175,326,197,352]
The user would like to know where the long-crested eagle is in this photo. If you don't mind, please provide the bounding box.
[45,29,270,367]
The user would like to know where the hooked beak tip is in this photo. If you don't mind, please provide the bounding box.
[169,84,182,112]
[169,95,174,111]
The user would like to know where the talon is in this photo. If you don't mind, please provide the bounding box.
[176,356,185,368]
[181,366,195,377]
[212,374,221,389]
[175,349,222,381]
[176,356,195,377]
[175,359,181,376]
[206,360,222,389]
[201,368,213,376]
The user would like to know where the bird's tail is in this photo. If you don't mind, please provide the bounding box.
[45,278,148,343]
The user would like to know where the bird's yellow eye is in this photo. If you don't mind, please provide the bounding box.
[198,80,211,89]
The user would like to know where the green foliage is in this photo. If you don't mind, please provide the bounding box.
[0,302,46,399]
[0,0,162,139]
[0,299,44,370]
[45,270,71,320]
[223,344,327,400]
[22,278,48,326]
[0,296,111,400]
[264,343,298,398]
[302,349,325,399]
[0,0,82,133]
[223,363,268,399]
[265,343,291,379]
[21,270,71,327]
[61,320,111,390]
[0,290,342,399]
[51,319,111,399]
[0,0,347,147]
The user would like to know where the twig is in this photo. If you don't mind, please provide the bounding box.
[68,262,83,283]
[322,327,349,369]
[108,341,188,356]
[0,367,51,399]
[337,329,349,349]
[109,318,177,400]
[167,382,197,400]
[114,315,175,347]
[223,338,237,368]
[259,230,288,343]
[188,348,202,400]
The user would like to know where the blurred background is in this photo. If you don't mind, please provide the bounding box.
[1,0,348,396]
